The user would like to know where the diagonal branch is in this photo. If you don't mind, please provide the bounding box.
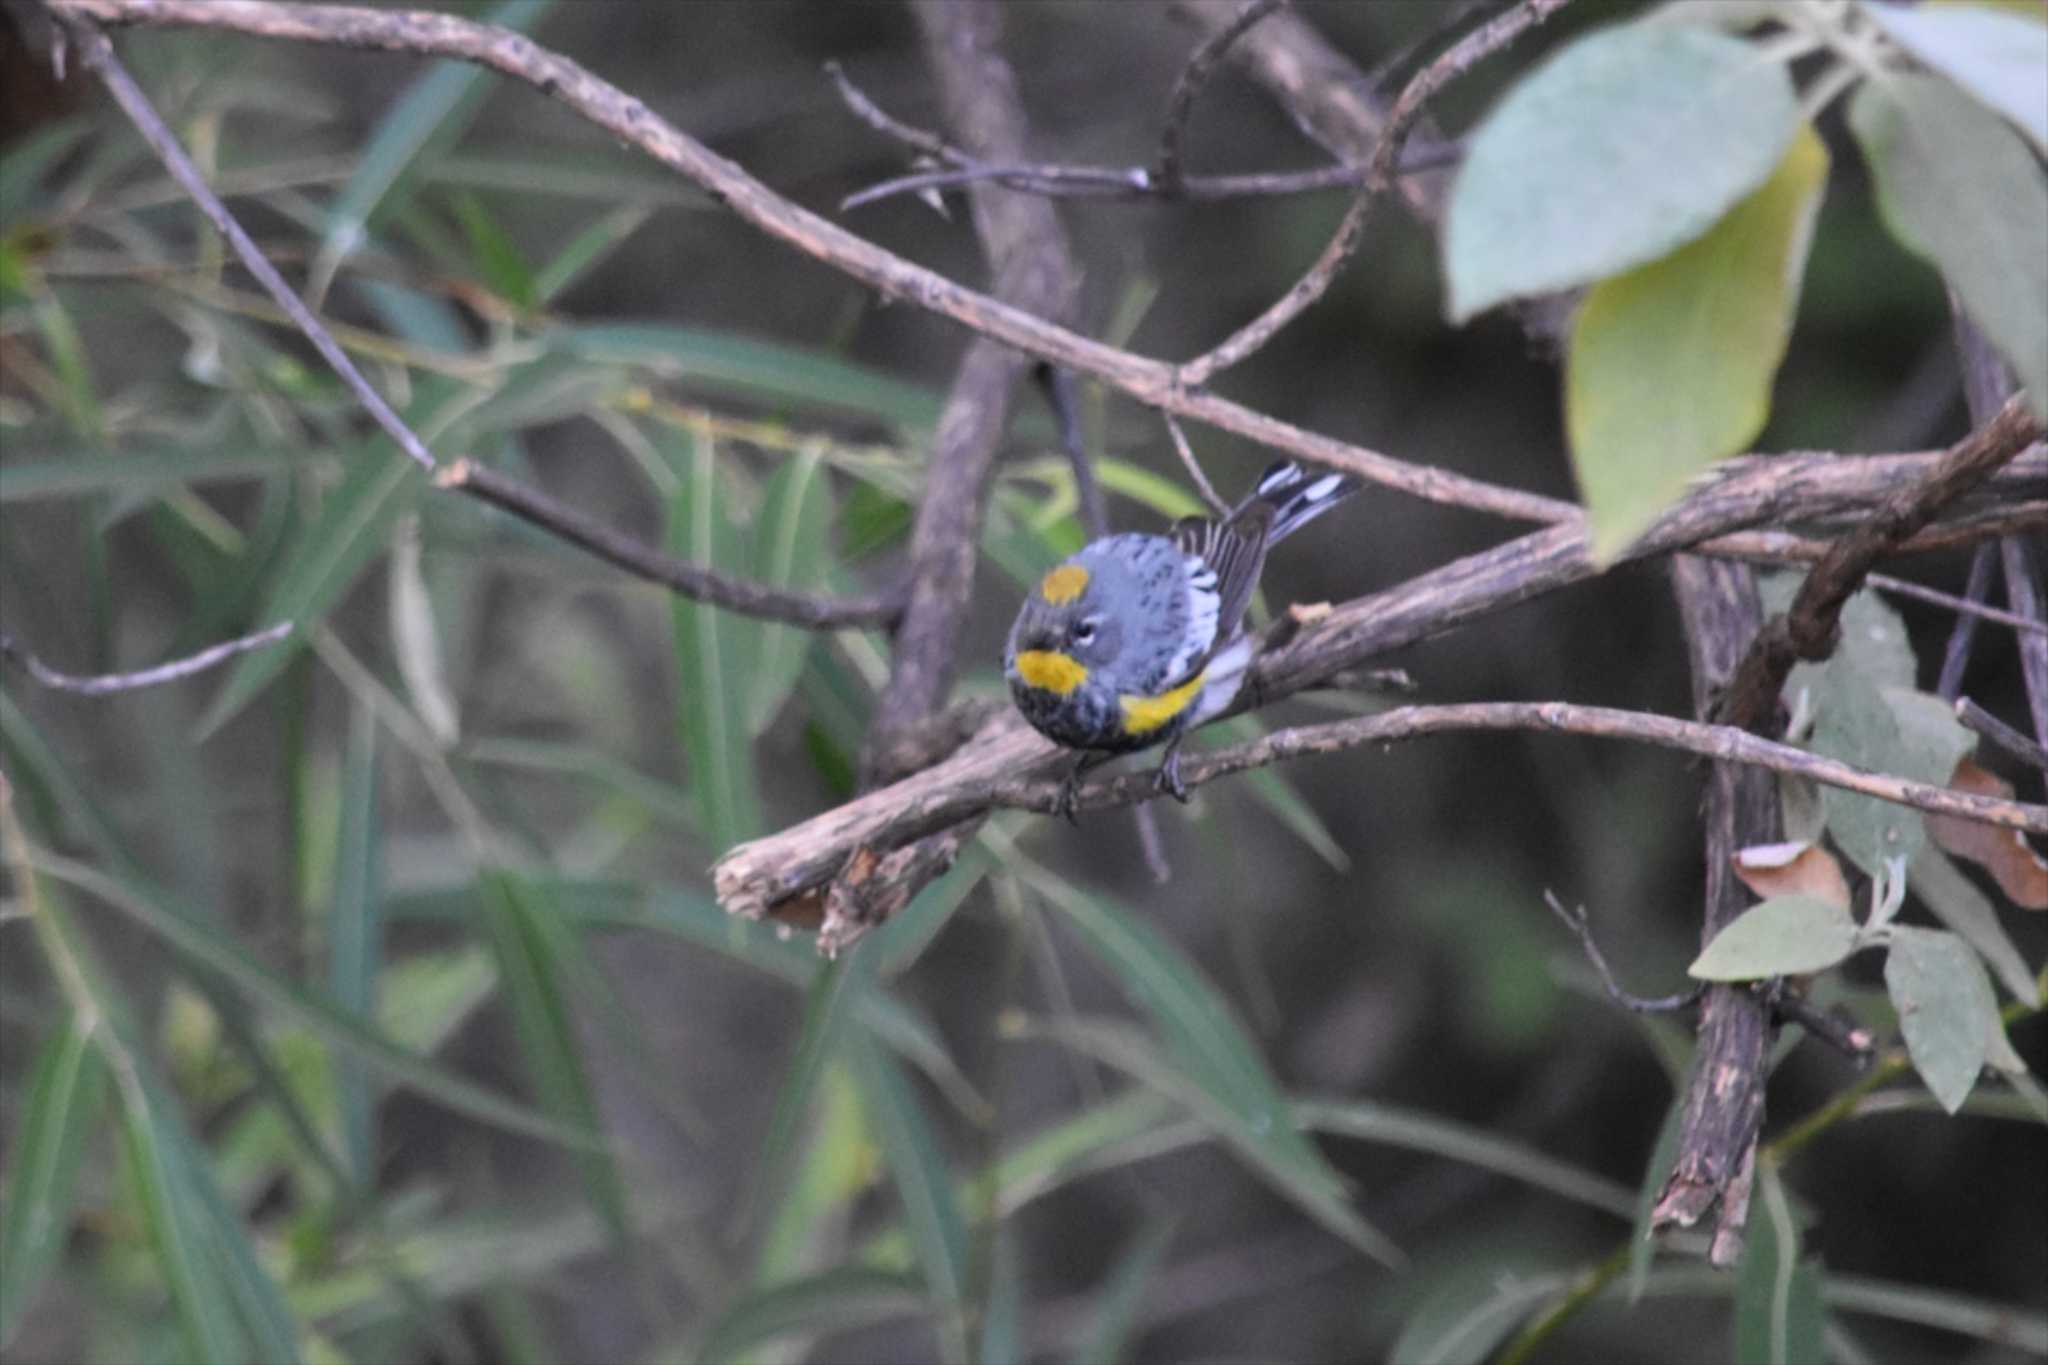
[1719,396,2041,732]
[436,459,903,628]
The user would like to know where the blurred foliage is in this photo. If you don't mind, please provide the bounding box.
[0,4,2043,1363]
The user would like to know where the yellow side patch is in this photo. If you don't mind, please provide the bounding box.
[1014,649,1089,696]
[1119,670,1206,735]
[1038,564,1090,605]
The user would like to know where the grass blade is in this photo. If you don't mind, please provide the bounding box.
[748,448,831,735]
[310,0,553,297]
[850,1034,970,1362]
[1078,1215,1177,1365]
[690,1267,928,1365]
[30,849,601,1152]
[665,425,762,853]
[475,870,627,1241]
[329,700,383,1187]
[0,1012,109,1346]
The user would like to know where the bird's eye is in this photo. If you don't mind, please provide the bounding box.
[1071,619,1097,646]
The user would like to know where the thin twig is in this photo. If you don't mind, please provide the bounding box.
[838,147,1466,213]
[1869,570,2046,637]
[1937,545,2000,700]
[0,622,292,696]
[1543,891,1700,1014]
[1719,398,2043,733]
[1038,365,1105,541]
[1163,412,1230,516]
[1957,698,2048,774]
[1177,0,1572,388]
[436,459,903,628]
[1155,0,1287,195]
[54,13,437,471]
[1770,987,1876,1061]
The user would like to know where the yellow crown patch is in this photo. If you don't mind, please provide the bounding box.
[1038,564,1090,605]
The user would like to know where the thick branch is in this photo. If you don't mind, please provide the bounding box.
[1719,397,2041,732]
[715,700,2044,921]
[1655,556,1778,1262]
[436,459,903,628]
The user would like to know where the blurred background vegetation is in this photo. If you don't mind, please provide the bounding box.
[0,2,2042,1362]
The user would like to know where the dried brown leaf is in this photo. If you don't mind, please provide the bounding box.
[1927,759,2048,909]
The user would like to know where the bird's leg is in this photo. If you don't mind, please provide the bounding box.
[1151,735,1191,804]
[1056,750,1110,823]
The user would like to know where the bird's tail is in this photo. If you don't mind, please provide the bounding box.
[1244,460,1362,545]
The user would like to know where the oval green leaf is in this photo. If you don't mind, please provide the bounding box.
[1688,893,1859,981]
[1567,123,1828,561]
[1849,74,2048,420]
[1884,925,1997,1113]
[1859,0,2048,149]
[1445,23,1800,320]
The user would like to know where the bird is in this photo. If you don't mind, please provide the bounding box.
[1004,460,1361,817]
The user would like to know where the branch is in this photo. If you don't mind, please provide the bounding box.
[1936,544,1999,700]
[1956,698,2048,774]
[0,622,293,696]
[1868,570,2048,637]
[1719,396,2042,732]
[715,700,2045,921]
[51,11,437,471]
[1154,0,1287,195]
[1177,0,1573,388]
[435,459,903,629]
[49,0,1570,527]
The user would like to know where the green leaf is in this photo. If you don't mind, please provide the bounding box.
[533,206,652,304]
[1849,73,2048,419]
[1859,0,2048,148]
[0,1013,108,1347]
[451,191,537,310]
[329,702,383,1187]
[312,0,554,292]
[1807,676,1972,876]
[1079,1217,1177,1365]
[1687,894,1860,980]
[1390,1263,1570,1365]
[1910,846,2041,1006]
[1445,22,1800,320]
[1567,124,1828,560]
[748,450,832,735]
[1026,861,1398,1264]
[0,446,318,503]
[33,852,601,1152]
[690,1268,928,1365]
[1735,1164,1828,1365]
[194,371,481,739]
[849,1036,970,1361]
[745,954,864,1235]
[476,871,627,1239]
[118,1083,245,1365]
[1884,926,1998,1113]
[1629,1097,1687,1303]
[665,426,763,853]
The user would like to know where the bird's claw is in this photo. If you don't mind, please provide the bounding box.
[1152,746,1189,804]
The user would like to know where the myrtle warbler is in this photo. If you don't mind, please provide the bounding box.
[1005,460,1360,813]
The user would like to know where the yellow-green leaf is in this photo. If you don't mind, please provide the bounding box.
[1567,123,1828,562]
